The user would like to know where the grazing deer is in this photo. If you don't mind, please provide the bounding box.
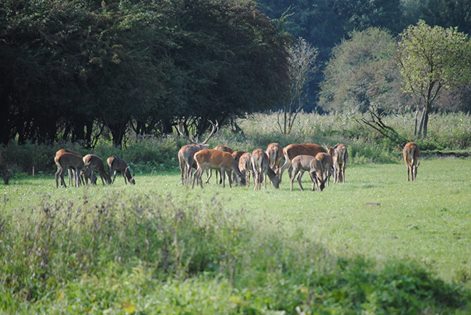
[55,148,82,186]
[106,156,136,185]
[251,149,280,190]
[55,151,84,188]
[83,154,111,185]
[176,121,218,185]
[266,143,283,175]
[403,142,420,181]
[192,149,245,188]
[207,144,234,184]
[310,152,333,191]
[232,151,246,185]
[280,143,327,182]
[328,144,348,183]
[178,144,209,185]
[238,152,252,187]
[290,155,317,191]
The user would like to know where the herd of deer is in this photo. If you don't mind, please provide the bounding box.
[53,122,420,189]
[176,122,420,190]
[54,149,136,188]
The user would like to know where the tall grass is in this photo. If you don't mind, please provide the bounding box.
[1,190,469,314]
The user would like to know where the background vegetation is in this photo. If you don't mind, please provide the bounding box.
[2,0,471,148]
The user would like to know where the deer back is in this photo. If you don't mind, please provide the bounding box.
[194,149,233,169]
[403,142,419,166]
[283,143,327,161]
[238,152,252,173]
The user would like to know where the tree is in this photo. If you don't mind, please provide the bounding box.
[277,37,318,134]
[319,28,405,113]
[398,20,471,137]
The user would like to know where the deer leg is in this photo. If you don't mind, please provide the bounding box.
[309,171,317,191]
[55,166,64,188]
[205,169,212,184]
[297,170,305,191]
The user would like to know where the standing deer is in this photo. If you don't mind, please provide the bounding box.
[403,142,420,181]
[289,155,317,191]
[176,121,218,185]
[266,143,283,175]
[238,152,252,188]
[107,156,136,185]
[55,151,84,188]
[83,154,111,185]
[206,144,234,184]
[55,148,82,186]
[280,143,327,182]
[251,149,280,190]
[328,144,348,183]
[310,152,333,191]
[192,149,245,188]
[232,151,246,185]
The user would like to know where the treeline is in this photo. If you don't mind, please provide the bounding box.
[2,0,471,147]
[0,0,289,147]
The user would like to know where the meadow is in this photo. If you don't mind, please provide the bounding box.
[1,157,471,314]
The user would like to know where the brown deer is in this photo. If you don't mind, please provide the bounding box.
[289,155,317,191]
[206,144,234,184]
[192,149,245,188]
[328,144,348,183]
[238,152,252,187]
[251,148,280,190]
[266,143,283,175]
[106,156,135,185]
[83,154,111,185]
[55,151,84,188]
[176,121,218,185]
[55,148,83,186]
[403,142,420,181]
[231,151,246,185]
[310,152,333,191]
[280,143,327,182]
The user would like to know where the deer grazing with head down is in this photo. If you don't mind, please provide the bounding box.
[266,143,283,176]
[251,148,280,190]
[328,144,348,183]
[192,149,245,188]
[55,150,84,188]
[310,152,333,191]
[106,156,135,185]
[206,144,234,184]
[83,154,111,185]
[238,152,252,187]
[177,121,218,185]
[403,142,420,181]
[280,143,327,182]
[289,155,317,191]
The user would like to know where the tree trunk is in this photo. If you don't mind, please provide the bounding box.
[422,109,429,138]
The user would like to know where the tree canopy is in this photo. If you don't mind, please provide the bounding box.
[0,0,290,146]
[398,20,471,137]
[319,28,404,114]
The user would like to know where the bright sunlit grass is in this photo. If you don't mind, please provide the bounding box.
[3,158,471,287]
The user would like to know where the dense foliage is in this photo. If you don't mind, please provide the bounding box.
[1,192,469,313]
[319,28,406,114]
[398,21,471,137]
[0,0,289,146]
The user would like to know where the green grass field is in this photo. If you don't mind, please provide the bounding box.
[2,157,471,313]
